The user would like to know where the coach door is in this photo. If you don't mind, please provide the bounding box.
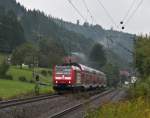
[76,71,81,85]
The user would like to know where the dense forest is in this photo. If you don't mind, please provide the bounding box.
[0,0,93,54]
[0,0,94,67]
[0,0,135,71]
[0,7,25,52]
[55,19,135,66]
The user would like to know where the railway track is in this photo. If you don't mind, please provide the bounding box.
[0,94,60,109]
[49,89,115,118]
[0,89,106,110]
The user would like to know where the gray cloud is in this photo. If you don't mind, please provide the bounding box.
[16,0,149,34]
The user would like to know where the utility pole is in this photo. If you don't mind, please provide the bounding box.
[69,38,72,63]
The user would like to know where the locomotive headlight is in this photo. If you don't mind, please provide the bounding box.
[56,81,58,83]
[69,81,71,84]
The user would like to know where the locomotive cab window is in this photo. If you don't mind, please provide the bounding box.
[56,66,71,75]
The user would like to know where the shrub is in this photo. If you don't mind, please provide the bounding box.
[29,79,34,83]
[0,62,9,76]
[5,75,13,80]
[0,75,13,80]
[19,76,27,82]
[41,70,47,76]
[129,77,150,98]
[48,70,52,75]
[86,97,150,118]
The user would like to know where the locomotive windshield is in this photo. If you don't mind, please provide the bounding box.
[56,66,71,75]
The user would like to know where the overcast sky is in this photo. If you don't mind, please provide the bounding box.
[16,0,149,34]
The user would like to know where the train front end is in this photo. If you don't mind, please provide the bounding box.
[53,65,75,90]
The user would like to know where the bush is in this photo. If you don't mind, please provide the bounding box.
[19,76,27,82]
[48,70,52,75]
[5,75,13,80]
[29,79,34,83]
[0,62,9,76]
[41,70,47,76]
[129,77,150,98]
[0,75,13,80]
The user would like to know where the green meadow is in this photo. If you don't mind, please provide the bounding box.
[0,79,53,99]
[0,64,53,99]
[0,79,34,99]
[7,66,52,83]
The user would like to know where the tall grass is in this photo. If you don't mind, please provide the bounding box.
[129,77,150,98]
[86,97,150,118]
[86,77,150,118]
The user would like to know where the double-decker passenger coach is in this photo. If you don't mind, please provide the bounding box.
[52,63,107,91]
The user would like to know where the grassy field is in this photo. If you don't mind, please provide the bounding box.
[0,79,53,99]
[7,66,52,84]
[0,65,53,99]
[0,79,34,99]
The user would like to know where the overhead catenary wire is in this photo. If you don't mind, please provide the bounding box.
[81,0,133,54]
[66,0,135,56]
[96,0,118,28]
[124,0,144,26]
[67,0,87,21]
[117,42,134,55]
[121,0,137,23]
[81,0,116,49]
[81,0,112,49]
[106,34,134,55]
[82,0,96,24]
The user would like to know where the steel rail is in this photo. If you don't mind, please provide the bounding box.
[49,89,115,118]
[0,94,59,109]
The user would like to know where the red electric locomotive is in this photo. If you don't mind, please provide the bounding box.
[52,63,107,91]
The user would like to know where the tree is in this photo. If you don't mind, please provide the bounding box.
[38,39,66,67]
[135,36,150,77]
[89,43,107,69]
[76,20,80,25]
[0,8,25,53]
[0,62,9,77]
[11,43,38,67]
[83,22,89,27]
[102,63,120,87]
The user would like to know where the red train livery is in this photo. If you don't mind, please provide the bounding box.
[52,63,107,90]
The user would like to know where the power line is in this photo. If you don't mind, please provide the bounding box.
[124,0,144,26]
[80,0,133,55]
[96,0,117,28]
[66,0,134,56]
[80,0,110,49]
[117,42,134,55]
[67,0,87,21]
[122,0,137,22]
[81,0,112,50]
[107,33,135,56]
[82,0,95,24]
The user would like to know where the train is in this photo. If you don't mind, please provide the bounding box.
[52,63,107,91]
